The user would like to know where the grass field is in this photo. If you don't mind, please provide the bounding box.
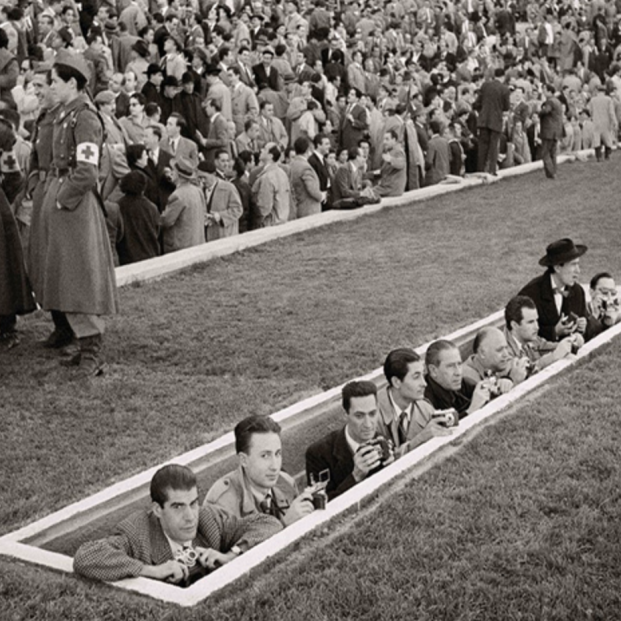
[1,156,621,619]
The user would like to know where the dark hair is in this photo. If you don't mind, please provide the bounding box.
[234,415,282,454]
[347,146,360,161]
[267,144,281,162]
[150,464,196,506]
[383,348,421,387]
[342,380,377,413]
[126,143,147,167]
[590,271,614,289]
[54,63,87,90]
[145,103,160,118]
[313,133,329,148]
[0,119,15,151]
[119,170,147,195]
[244,118,258,131]
[293,136,310,155]
[385,128,399,141]
[130,92,146,107]
[168,112,186,129]
[218,46,231,61]
[206,98,221,112]
[425,339,458,368]
[505,295,537,329]
[0,30,9,50]
[215,148,229,160]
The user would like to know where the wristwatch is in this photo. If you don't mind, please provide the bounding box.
[230,545,242,556]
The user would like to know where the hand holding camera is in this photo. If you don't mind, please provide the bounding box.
[352,440,385,482]
[282,490,316,525]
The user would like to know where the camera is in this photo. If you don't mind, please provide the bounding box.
[174,548,210,588]
[311,488,328,510]
[309,469,330,509]
[359,436,391,462]
[484,371,501,397]
[431,408,459,428]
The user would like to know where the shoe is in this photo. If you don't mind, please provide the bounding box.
[71,335,106,379]
[42,328,74,349]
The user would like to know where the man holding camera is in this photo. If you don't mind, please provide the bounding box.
[377,348,452,458]
[518,238,588,342]
[424,340,492,417]
[73,465,281,585]
[586,272,621,340]
[305,380,393,501]
[206,415,317,526]
[504,295,583,372]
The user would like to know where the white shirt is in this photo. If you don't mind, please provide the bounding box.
[164,533,193,558]
[387,389,413,429]
[344,425,361,454]
[550,273,564,314]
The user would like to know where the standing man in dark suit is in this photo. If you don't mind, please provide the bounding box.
[196,98,230,164]
[474,67,510,175]
[539,82,564,179]
[518,238,589,342]
[144,124,175,212]
[305,380,393,501]
[253,46,281,92]
[339,88,369,150]
[308,133,331,209]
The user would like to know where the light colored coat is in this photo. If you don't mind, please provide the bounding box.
[252,162,291,226]
[160,179,205,253]
[588,92,617,148]
[205,179,243,241]
[288,155,323,219]
[231,82,259,134]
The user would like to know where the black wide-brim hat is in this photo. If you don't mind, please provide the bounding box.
[539,238,588,267]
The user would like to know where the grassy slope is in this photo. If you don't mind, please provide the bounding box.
[3,329,621,620]
[1,158,621,618]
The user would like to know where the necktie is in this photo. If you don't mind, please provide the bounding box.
[260,491,282,518]
[398,411,409,444]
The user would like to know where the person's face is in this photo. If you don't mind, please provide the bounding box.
[240,50,251,65]
[166,116,180,137]
[183,80,194,93]
[479,330,511,374]
[262,103,273,118]
[239,432,282,491]
[347,90,357,104]
[392,360,426,402]
[382,134,395,149]
[32,76,50,104]
[63,9,75,24]
[137,150,149,167]
[318,137,331,155]
[428,347,463,391]
[129,98,143,117]
[513,306,540,343]
[164,38,175,54]
[38,17,52,35]
[345,394,379,444]
[554,259,581,287]
[151,71,163,86]
[591,276,617,306]
[227,70,239,86]
[215,153,230,173]
[96,6,109,21]
[262,52,273,65]
[51,69,74,105]
[153,487,199,544]
[247,124,260,139]
[337,149,348,164]
[109,74,123,93]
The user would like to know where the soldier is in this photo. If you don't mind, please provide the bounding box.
[37,50,118,378]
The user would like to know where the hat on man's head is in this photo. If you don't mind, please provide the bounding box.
[171,156,196,178]
[204,63,221,75]
[146,63,163,77]
[94,89,116,105]
[104,20,119,34]
[262,45,275,56]
[132,39,149,58]
[538,238,588,267]
[162,75,179,87]
[54,49,91,82]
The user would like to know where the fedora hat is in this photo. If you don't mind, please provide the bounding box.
[54,50,91,82]
[171,156,196,179]
[538,238,588,267]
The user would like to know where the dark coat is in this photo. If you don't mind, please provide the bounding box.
[117,190,160,265]
[339,102,368,150]
[475,78,511,133]
[539,96,564,141]
[0,185,34,316]
[518,273,587,341]
[424,374,475,417]
[308,151,330,192]
[146,149,175,212]
[253,62,281,91]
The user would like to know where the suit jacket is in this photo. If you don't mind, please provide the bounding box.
[339,102,368,150]
[305,427,358,500]
[160,135,199,167]
[160,180,205,253]
[73,504,282,582]
[288,155,323,219]
[146,149,175,212]
[253,62,281,92]
[308,151,330,192]
[475,78,511,133]
[539,96,564,141]
[518,273,587,342]
[331,163,361,206]
[205,465,298,523]
[424,374,476,417]
[376,387,437,458]
[205,179,243,241]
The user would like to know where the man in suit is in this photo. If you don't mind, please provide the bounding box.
[74,464,282,583]
[518,238,589,342]
[162,113,199,166]
[145,124,175,212]
[374,128,407,197]
[424,340,492,418]
[197,160,243,242]
[308,133,331,208]
[587,84,616,162]
[539,82,564,179]
[253,45,281,92]
[235,119,261,156]
[288,136,324,219]
[228,66,259,135]
[305,380,393,501]
[339,88,369,150]
[197,98,230,164]
[377,348,451,459]
[474,67,510,175]
[205,415,315,526]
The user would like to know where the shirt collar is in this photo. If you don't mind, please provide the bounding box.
[344,425,361,454]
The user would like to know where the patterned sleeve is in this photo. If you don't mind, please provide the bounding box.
[73,534,144,582]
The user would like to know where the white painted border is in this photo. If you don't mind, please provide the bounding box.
[115,151,592,288]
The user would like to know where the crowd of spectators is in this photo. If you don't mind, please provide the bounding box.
[72,237,620,586]
[2,0,621,268]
